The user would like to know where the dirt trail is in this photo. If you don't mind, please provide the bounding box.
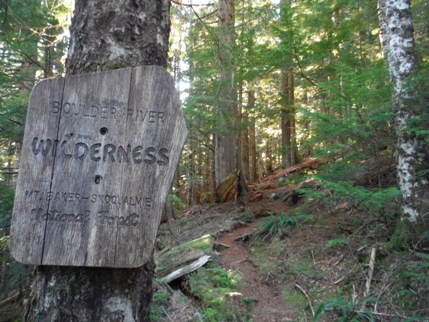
[217,224,293,322]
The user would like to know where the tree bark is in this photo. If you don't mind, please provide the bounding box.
[279,0,297,169]
[248,88,258,183]
[280,68,297,168]
[215,0,237,187]
[378,0,429,221]
[25,0,171,320]
[241,109,250,182]
[67,0,170,73]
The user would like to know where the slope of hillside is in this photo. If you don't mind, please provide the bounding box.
[153,174,429,321]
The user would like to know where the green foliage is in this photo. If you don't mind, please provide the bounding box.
[0,182,29,298]
[252,212,298,241]
[0,183,14,230]
[0,0,69,181]
[187,264,252,321]
[299,178,401,220]
[168,193,186,214]
[391,253,429,314]
[291,211,314,223]
[0,0,69,302]
[313,295,378,322]
[149,284,171,321]
[388,218,429,251]
[282,290,307,311]
[325,238,349,249]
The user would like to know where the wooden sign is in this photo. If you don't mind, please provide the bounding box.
[9,66,187,268]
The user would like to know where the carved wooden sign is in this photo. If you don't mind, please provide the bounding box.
[10,66,187,268]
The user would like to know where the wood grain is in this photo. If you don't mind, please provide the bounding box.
[10,66,187,268]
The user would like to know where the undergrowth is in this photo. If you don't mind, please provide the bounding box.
[187,264,253,321]
[150,263,253,322]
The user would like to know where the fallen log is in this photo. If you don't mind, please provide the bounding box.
[159,255,211,284]
[261,158,322,183]
[155,235,212,282]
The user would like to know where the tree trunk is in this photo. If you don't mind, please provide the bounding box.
[25,0,171,320]
[279,0,297,169]
[265,137,273,176]
[241,109,250,182]
[248,88,258,183]
[215,0,237,187]
[378,0,429,221]
[280,68,297,168]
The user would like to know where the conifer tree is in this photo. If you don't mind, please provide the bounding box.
[215,0,237,187]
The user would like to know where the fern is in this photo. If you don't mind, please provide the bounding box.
[252,212,298,241]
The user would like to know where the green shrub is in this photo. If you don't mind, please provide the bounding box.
[149,284,171,321]
[0,183,30,299]
[252,212,298,241]
[187,264,252,321]
[313,295,378,322]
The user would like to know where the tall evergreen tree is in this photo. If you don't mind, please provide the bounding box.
[25,0,171,320]
[215,0,237,187]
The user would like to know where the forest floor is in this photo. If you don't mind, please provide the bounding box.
[1,171,428,321]
[153,178,427,322]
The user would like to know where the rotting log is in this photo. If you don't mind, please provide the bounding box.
[155,235,212,282]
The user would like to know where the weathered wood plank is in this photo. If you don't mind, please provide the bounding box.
[10,66,187,268]
[41,68,132,267]
[10,77,65,265]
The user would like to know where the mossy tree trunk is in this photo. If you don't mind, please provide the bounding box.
[24,0,171,320]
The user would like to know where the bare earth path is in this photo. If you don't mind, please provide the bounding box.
[217,224,293,322]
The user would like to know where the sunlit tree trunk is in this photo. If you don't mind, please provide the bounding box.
[25,0,171,320]
[280,68,297,168]
[279,0,297,168]
[378,0,429,221]
[215,0,237,187]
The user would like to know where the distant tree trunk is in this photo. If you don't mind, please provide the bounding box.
[378,0,429,221]
[215,0,237,188]
[25,0,171,320]
[280,68,297,168]
[241,109,250,182]
[248,88,258,183]
[265,137,274,175]
[279,0,297,168]
[188,150,195,207]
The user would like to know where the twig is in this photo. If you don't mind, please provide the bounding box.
[161,306,175,322]
[171,0,214,7]
[361,248,376,310]
[334,264,356,285]
[333,254,344,266]
[295,284,315,316]
[355,310,397,317]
